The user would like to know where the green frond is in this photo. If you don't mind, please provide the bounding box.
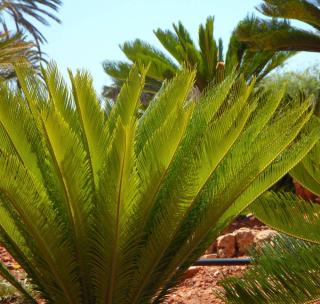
[90,65,146,303]
[0,0,61,50]
[198,16,218,85]
[120,40,178,81]
[41,62,80,133]
[221,236,320,304]
[236,13,320,53]
[225,31,246,72]
[136,68,195,152]
[154,29,183,63]
[68,68,108,186]
[0,81,42,180]
[103,61,131,84]
[0,209,50,300]
[255,51,296,82]
[0,154,81,303]
[0,32,39,80]
[291,141,320,196]
[249,25,320,53]
[13,63,49,120]
[172,21,195,49]
[258,0,320,31]
[249,191,320,244]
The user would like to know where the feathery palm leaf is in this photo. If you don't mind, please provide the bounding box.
[250,191,320,244]
[236,0,320,53]
[0,0,61,49]
[291,141,320,196]
[0,31,39,80]
[0,63,318,303]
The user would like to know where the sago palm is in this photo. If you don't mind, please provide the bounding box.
[103,16,294,100]
[235,0,320,53]
[220,142,320,303]
[0,63,319,304]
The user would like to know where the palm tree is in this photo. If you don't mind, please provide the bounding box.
[103,16,294,101]
[0,0,62,50]
[0,32,39,80]
[0,63,318,303]
[235,0,320,53]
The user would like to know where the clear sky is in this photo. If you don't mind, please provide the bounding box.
[39,0,320,94]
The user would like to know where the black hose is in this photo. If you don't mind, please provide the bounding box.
[194,257,252,266]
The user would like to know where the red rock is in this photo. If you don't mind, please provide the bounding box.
[254,229,278,249]
[184,266,201,279]
[216,233,236,258]
[234,228,256,255]
[202,254,217,259]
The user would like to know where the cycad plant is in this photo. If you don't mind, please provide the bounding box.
[0,63,319,303]
[103,16,294,100]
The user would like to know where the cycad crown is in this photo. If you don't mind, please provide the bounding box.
[0,63,318,303]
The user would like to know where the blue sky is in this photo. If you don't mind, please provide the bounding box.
[39,0,320,94]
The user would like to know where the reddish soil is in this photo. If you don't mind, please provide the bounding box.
[165,265,247,304]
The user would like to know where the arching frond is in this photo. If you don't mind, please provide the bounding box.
[291,142,320,196]
[258,0,320,30]
[249,191,320,244]
[198,16,218,88]
[237,17,320,52]
[235,1,320,53]
[0,0,61,48]
[120,40,178,81]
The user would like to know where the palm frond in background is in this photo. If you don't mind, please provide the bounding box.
[0,0,61,50]
[102,16,295,101]
[0,31,40,80]
[235,0,320,53]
